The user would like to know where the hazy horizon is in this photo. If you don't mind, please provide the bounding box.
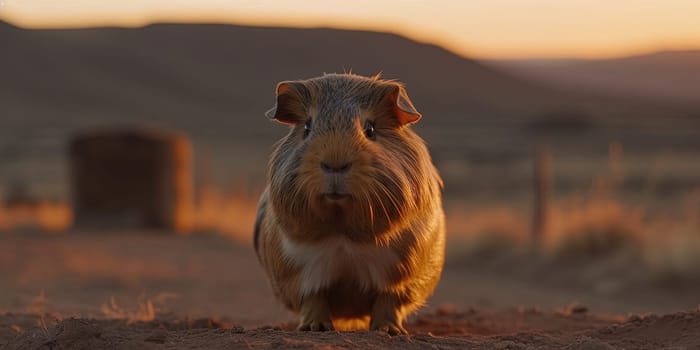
[1,0,699,60]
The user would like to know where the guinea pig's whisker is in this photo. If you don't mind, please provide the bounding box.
[369,187,393,228]
[367,196,375,228]
[377,168,406,202]
[376,181,402,216]
[290,176,312,214]
[300,179,315,212]
[361,190,375,228]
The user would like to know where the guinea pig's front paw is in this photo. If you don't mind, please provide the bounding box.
[370,294,408,335]
[297,319,334,332]
[297,297,334,332]
[370,320,408,336]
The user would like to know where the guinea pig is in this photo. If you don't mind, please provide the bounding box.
[254,73,445,335]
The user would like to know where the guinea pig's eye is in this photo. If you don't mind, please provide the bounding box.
[364,120,376,140]
[303,119,312,138]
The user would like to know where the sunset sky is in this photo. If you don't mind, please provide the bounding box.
[1,0,698,59]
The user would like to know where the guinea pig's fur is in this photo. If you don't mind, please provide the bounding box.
[254,73,445,335]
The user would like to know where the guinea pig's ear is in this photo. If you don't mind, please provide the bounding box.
[265,81,309,125]
[385,84,422,126]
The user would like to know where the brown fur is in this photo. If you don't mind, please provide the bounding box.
[254,73,445,334]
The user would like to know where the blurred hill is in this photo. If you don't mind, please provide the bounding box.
[486,51,700,108]
[1,20,699,201]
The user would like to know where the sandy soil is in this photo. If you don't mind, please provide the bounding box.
[2,309,699,349]
[1,232,699,349]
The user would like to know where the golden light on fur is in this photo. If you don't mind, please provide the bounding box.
[254,73,446,334]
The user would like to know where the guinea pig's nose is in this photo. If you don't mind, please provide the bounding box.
[320,161,352,173]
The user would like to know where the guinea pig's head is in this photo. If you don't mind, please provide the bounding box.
[266,74,442,242]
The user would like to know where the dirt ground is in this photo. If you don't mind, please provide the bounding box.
[1,232,699,349]
[3,308,700,349]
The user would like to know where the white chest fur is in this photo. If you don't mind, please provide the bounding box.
[280,235,399,296]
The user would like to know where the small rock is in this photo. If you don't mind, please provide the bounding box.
[562,303,589,316]
[230,325,245,334]
[572,305,588,314]
[626,314,642,323]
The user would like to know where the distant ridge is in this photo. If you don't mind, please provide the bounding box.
[1,20,695,131]
[485,50,700,107]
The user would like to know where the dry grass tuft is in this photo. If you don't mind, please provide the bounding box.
[545,197,644,259]
[101,296,156,324]
[191,185,260,242]
[99,292,180,324]
[0,183,261,242]
[25,290,49,315]
[445,204,530,259]
[0,202,72,232]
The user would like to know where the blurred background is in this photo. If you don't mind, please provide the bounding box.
[1,0,699,327]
